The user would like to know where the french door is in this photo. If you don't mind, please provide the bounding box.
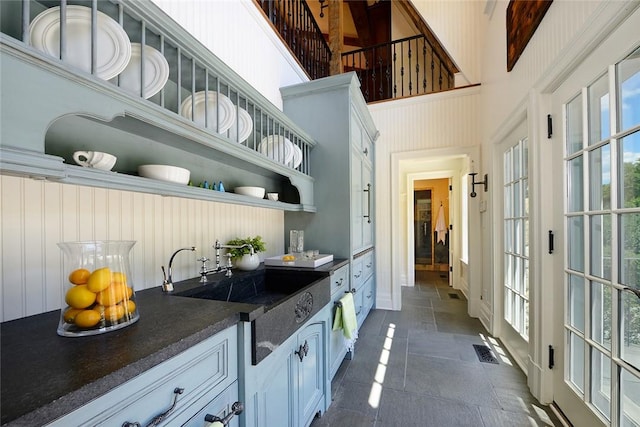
[552,42,640,426]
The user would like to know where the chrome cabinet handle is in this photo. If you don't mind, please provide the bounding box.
[354,271,362,279]
[122,387,184,427]
[335,277,344,287]
[204,401,244,426]
[363,147,369,156]
[366,262,372,268]
[363,183,372,224]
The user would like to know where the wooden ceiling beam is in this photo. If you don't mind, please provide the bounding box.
[345,0,371,47]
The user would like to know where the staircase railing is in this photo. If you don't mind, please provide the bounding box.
[342,34,456,103]
[257,0,331,80]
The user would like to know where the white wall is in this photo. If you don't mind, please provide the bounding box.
[411,0,488,84]
[150,0,309,109]
[368,86,482,310]
[0,175,284,322]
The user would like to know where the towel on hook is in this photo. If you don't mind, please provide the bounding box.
[333,292,358,352]
[333,292,358,340]
[435,204,447,244]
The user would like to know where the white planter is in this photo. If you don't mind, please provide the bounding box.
[234,253,260,271]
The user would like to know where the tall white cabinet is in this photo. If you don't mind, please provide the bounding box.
[281,73,378,377]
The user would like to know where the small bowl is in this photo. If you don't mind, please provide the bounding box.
[235,186,266,198]
[138,165,190,184]
[267,192,279,201]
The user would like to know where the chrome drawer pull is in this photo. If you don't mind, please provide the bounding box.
[205,401,244,426]
[335,277,344,287]
[354,271,362,279]
[122,387,184,427]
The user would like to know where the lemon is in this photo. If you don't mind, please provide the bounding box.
[96,284,126,306]
[87,267,112,292]
[111,271,127,285]
[65,285,97,309]
[63,307,83,323]
[68,268,90,285]
[74,310,101,328]
[121,300,136,315]
[104,304,125,322]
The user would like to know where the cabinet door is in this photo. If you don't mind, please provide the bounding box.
[351,144,364,253]
[362,160,374,249]
[262,352,295,427]
[297,322,325,427]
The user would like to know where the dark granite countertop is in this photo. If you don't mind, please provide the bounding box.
[0,259,347,426]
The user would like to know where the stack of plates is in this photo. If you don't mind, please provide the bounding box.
[180,91,236,134]
[29,5,132,80]
[117,43,169,99]
[228,108,253,144]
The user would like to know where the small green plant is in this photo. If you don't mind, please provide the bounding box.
[225,236,266,259]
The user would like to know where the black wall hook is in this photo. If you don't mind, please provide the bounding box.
[469,173,488,198]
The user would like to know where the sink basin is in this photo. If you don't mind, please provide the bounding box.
[172,266,330,364]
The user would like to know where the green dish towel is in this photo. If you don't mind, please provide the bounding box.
[333,292,357,339]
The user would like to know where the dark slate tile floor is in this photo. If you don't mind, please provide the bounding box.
[310,271,562,427]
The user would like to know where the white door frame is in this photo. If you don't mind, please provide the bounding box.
[391,146,480,316]
[406,170,457,287]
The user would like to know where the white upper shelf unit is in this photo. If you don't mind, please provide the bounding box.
[0,0,316,211]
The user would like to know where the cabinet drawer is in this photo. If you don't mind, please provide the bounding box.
[330,264,350,297]
[362,251,374,281]
[351,257,364,290]
[357,277,374,327]
[180,381,240,427]
[49,326,238,427]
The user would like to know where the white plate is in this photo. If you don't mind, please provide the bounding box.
[180,91,236,134]
[228,108,253,143]
[117,43,169,99]
[288,143,302,169]
[29,5,131,80]
[259,135,294,165]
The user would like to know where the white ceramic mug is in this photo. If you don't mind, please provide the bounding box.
[73,151,117,171]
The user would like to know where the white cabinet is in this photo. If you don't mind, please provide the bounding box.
[240,309,329,427]
[282,72,378,261]
[351,111,375,254]
[328,264,351,379]
[47,326,239,427]
[282,73,377,378]
[0,1,316,211]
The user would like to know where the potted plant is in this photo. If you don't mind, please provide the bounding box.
[225,236,266,270]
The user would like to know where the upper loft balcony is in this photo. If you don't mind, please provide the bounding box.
[255,0,459,103]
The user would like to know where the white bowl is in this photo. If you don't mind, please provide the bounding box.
[235,186,265,198]
[267,192,279,201]
[138,164,190,184]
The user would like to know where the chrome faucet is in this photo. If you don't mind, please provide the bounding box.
[161,246,196,292]
[199,239,254,280]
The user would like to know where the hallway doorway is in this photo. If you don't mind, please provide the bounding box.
[413,178,451,276]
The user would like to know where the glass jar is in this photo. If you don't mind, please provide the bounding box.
[57,240,139,337]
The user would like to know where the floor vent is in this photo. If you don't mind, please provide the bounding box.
[473,344,499,364]
[448,293,460,299]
